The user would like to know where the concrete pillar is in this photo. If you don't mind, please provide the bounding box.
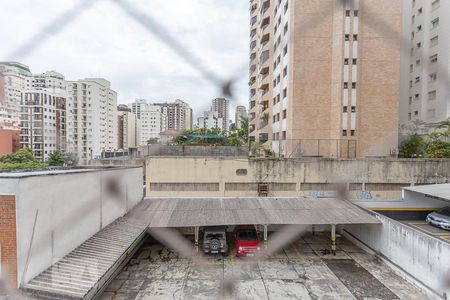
[331,224,336,256]
[263,224,268,250]
[194,226,199,253]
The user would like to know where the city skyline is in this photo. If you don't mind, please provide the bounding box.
[0,0,250,118]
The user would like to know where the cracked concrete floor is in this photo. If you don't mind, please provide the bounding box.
[100,233,428,300]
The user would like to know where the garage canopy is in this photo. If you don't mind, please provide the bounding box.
[141,197,380,228]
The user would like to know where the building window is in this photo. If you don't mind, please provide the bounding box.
[430,36,438,47]
[415,76,420,83]
[282,109,287,119]
[418,7,422,14]
[410,64,413,73]
[417,25,422,32]
[283,67,287,77]
[342,130,347,136]
[408,112,412,120]
[345,10,350,17]
[351,106,356,113]
[428,90,437,100]
[344,58,349,65]
[283,88,287,98]
[344,82,348,89]
[416,59,421,65]
[431,18,439,29]
[282,131,286,140]
[354,10,358,17]
[345,34,350,41]
[429,72,437,82]
[414,93,419,99]
[414,111,419,116]
[417,42,421,48]
[430,54,438,63]
[343,106,348,113]
[283,45,288,56]
[432,0,440,10]
[409,96,412,105]
[350,130,355,136]
[352,58,357,65]
[284,23,288,34]
[352,82,356,89]
[353,34,358,41]
[411,32,415,40]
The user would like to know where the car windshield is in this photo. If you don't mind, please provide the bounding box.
[205,233,224,239]
[437,207,450,216]
[238,229,257,240]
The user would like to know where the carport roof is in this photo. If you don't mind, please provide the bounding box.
[143,197,380,228]
[404,183,450,202]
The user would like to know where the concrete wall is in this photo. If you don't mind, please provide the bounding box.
[146,157,450,203]
[342,213,450,299]
[136,145,249,157]
[0,167,143,286]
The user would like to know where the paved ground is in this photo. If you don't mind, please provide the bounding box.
[402,220,450,242]
[100,232,428,300]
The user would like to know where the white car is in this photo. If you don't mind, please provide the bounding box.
[426,206,450,231]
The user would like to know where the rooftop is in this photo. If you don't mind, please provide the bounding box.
[404,183,450,202]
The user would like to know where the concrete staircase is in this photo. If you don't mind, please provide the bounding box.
[22,215,148,299]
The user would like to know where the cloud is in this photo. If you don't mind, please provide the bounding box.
[0,0,250,120]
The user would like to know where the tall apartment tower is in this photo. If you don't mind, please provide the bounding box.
[130,98,147,119]
[249,0,402,158]
[211,98,230,130]
[155,99,192,131]
[138,104,166,145]
[0,62,31,154]
[399,0,449,130]
[235,105,248,129]
[0,62,32,129]
[117,104,137,150]
[20,91,67,161]
[67,78,118,159]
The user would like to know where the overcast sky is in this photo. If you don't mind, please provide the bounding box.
[0,0,250,120]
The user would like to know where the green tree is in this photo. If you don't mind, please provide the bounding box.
[147,138,159,145]
[0,148,46,171]
[398,134,425,158]
[47,150,66,166]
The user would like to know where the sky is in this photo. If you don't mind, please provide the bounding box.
[0,0,250,121]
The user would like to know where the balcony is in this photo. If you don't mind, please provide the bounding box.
[250,64,256,74]
[250,40,257,51]
[250,28,257,38]
[260,16,270,29]
[251,15,257,26]
[261,0,270,14]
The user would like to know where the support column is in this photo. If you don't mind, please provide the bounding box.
[263,224,268,250]
[331,224,336,256]
[312,224,315,236]
[194,226,199,253]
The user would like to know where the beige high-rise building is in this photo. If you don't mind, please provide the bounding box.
[117,104,137,150]
[249,0,402,158]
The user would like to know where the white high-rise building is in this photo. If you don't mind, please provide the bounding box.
[211,98,229,130]
[129,99,167,145]
[235,105,248,129]
[400,0,450,130]
[197,110,224,130]
[67,78,118,159]
[138,104,166,145]
[0,62,32,130]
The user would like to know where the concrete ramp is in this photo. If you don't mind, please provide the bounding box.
[22,212,148,299]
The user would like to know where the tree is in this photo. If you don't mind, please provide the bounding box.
[147,138,159,145]
[47,150,66,166]
[398,134,425,158]
[0,147,46,171]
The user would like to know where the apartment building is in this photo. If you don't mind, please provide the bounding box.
[20,91,67,161]
[130,98,147,119]
[235,105,248,129]
[155,99,193,131]
[117,104,137,150]
[400,0,449,130]
[197,110,224,130]
[211,97,230,130]
[138,104,166,145]
[67,78,118,159]
[249,0,402,158]
[0,62,32,130]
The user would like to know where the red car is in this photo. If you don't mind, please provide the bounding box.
[235,225,260,257]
